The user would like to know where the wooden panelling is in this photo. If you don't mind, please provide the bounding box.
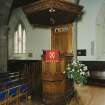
[23,60,42,94]
[8,60,42,96]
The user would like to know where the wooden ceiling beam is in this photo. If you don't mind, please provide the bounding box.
[23,0,83,15]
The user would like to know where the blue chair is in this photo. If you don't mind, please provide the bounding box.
[0,91,7,105]
[20,84,28,93]
[8,87,18,105]
[9,87,17,97]
[0,91,6,101]
[18,84,28,104]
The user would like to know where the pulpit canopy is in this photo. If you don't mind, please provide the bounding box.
[22,0,83,26]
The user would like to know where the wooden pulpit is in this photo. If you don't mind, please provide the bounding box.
[42,50,74,105]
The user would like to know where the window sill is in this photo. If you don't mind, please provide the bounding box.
[9,53,27,60]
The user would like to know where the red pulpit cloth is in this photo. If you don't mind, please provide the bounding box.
[44,50,61,62]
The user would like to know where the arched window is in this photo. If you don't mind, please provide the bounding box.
[14,24,26,54]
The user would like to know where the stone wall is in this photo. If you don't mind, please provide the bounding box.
[0,0,14,72]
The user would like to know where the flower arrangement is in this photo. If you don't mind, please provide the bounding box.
[64,60,89,85]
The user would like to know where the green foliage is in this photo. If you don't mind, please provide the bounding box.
[64,60,89,85]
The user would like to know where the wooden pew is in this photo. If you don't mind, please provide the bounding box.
[0,72,29,105]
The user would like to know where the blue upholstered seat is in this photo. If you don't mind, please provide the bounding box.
[9,87,17,97]
[20,84,28,93]
[0,91,7,101]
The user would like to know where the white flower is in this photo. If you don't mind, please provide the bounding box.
[72,69,75,72]
[83,66,88,71]
[80,71,85,75]
[63,71,65,74]
[77,70,80,72]
[80,69,82,72]
[79,64,84,68]
[87,71,90,76]
[67,64,70,67]
[71,75,73,79]
[72,61,77,65]
[65,59,89,84]
[82,72,85,75]
[76,60,79,63]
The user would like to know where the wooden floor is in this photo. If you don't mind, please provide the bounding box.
[27,85,105,105]
[69,85,105,105]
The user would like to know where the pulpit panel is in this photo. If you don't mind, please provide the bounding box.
[42,51,74,105]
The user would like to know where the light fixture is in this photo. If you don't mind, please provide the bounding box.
[49,8,56,13]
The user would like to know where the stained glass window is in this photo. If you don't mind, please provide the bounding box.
[14,24,26,54]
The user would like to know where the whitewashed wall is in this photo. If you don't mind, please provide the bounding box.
[8,0,105,61]
[95,1,105,60]
[77,0,105,61]
[8,8,51,60]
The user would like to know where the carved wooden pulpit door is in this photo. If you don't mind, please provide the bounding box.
[51,24,73,54]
